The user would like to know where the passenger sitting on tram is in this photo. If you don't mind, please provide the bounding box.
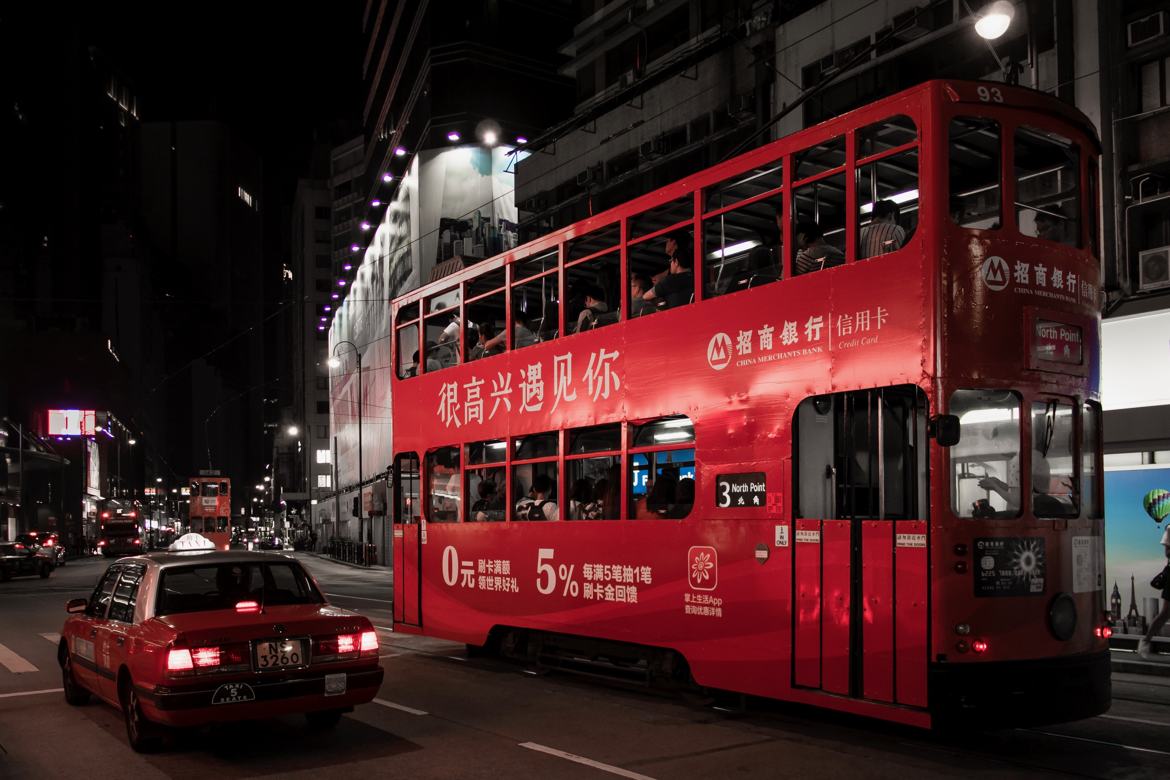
[512,310,539,348]
[859,200,907,258]
[635,469,679,519]
[629,273,653,317]
[794,219,845,275]
[1033,206,1073,246]
[642,242,694,309]
[569,478,594,520]
[515,474,558,521]
[470,478,504,522]
[470,321,504,360]
[668,477,696,519]
[575,285,609,332]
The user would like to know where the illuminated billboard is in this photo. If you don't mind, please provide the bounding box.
[47,409,97,436]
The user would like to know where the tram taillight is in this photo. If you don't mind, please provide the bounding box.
[1094,626,1113,639]
[971,640,989,654]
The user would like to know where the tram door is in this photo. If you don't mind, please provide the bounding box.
[392,453,422,626]
[792,386,929,707]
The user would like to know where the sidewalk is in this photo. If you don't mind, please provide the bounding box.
[301,550,390,572]
[1111,634,1170,676]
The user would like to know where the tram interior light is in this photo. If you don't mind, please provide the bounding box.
[394,146,407,157]
[483,130,498,146]
[708,240,760,260]
[516,136,528,145]
[654,431,693,442]
[371,199,382,207]
[974,1,1014,40]
[447,130,461,142]
[860,188,920,214]
[382,172,393,183]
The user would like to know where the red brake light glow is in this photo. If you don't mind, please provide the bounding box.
[42,539,53,546]
[360,630,378,653]
[97,540,107,547]
[972,640,989,654]
[13,543,24,551]
[191,647,221,668]
[235,600,261,614]
[1095,626,1114,638]
[167,648,194,671]
[337,634,356,654]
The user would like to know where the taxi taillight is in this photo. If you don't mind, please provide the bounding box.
[317,630,378,661]
[167,644,248,675]
[167,648,194,671]
[360,630,378,655]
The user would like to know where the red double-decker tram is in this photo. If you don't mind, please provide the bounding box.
[188,474,233,551]
[388,80,1106,728]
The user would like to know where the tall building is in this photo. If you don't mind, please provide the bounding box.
[315,1,576,559]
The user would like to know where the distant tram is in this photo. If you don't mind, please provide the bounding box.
[188,474,232,551]
[385,80,1106,728]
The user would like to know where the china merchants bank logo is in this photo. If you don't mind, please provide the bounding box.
[980,255,1010,291]
[707,332,733,371]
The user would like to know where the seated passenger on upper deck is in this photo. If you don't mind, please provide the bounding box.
[794,220,845,275]
[575,285,609,332]
[1033,206,1074,246]
[629,273,654,317]
[642,238,694,310]
[859,200,907,259]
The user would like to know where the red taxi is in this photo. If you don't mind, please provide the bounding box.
[58,534,384,751]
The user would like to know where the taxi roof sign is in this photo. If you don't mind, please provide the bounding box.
[167,533,218,552]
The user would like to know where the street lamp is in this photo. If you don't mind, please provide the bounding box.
[287,425,299,437]
[974,1,1014,40]
[155,477,162,484]
[329,340,366,562]
[264,476,271,483]
[128,438,137,446]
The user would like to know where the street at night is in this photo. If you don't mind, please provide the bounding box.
[1,554,1170,778]
[7,0,1170,776]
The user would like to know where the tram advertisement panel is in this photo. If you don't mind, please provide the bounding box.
[973,537,1046,596]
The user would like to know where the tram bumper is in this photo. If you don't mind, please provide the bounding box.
[929,650,1110,728]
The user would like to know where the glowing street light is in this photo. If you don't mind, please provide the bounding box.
[327,356,341,369]
[975,1,1014,40]
[382,172,393,183]
[155,477,163,483]
[447,130,461,142]
[394,146,407,157]
[128,438,137,445]
[287,425,299,436]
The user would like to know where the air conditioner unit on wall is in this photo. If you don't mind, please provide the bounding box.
[1139,246,1170,292]
[1128,12,1165,48]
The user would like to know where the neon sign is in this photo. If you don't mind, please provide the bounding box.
[47,409,97,436]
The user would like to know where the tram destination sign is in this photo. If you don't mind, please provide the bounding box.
[715,472,766,508]
[974,537,1046,597]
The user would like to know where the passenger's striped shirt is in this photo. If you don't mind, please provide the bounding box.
[859,221,907,259]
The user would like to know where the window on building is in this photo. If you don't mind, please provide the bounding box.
[1140,56,1170,113]
[316,377,328,390]
[315,255,330,269]
[630,417,694,519]
[315,279,331,292]
[1015,126,1081,247]
[316,449,332,464]
[316,425,328,439]
[949,389,1022,518]
[317,474,332,489]
[427,447,461,522]
[314,206,330,219]
[316,401,329,414]
[949,117,1001,229]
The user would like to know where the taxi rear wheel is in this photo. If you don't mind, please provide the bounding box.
[60,650,89,706]
[305,709,344,730]
[120,677,164,752]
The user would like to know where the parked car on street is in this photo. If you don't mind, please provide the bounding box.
[58,533,384,751]
[1,539,54,581]
[23,531,66,567]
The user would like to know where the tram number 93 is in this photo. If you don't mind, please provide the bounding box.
[976,85,1004,103]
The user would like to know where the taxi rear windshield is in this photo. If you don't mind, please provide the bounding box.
[156,562,323,616]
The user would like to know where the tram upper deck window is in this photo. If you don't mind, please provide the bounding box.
[566,251,620,334]
[427,446,461,523]
[202,482,220,498]
[949,389,1022,519]
[627,229,696,316]
[396,302,420,379]
[704,197,781,298]
[1015,126,1080,247]
[1032,399,1078,517]
[856,116,919,260]
[949,117,1001,229]
[424,290,461,372]
[512,268,559,348]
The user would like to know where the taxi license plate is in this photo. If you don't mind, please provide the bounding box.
[254,638,307,670]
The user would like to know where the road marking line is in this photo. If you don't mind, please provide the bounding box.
[373,698,428,716]
[0,644,38,673]
[0,688,62,699]
[1100,714,1170,728]
[40,633,61,644]
[324,592,391,603]
[519,743,657,780]
[375,626,395,633]
[445,655,467,662]
[379,652,403,659]
[1032,730,1170,756]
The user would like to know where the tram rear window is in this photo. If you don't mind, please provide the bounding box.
[1015,126,1080,247]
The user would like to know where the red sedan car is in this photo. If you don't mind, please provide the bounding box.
[58,535,384,751]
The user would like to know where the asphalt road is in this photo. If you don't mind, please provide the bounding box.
[4,552,1170,778]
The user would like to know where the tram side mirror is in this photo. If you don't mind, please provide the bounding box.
[931,414,961,447]
[66,598,88,614]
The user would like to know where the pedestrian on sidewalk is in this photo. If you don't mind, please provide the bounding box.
[1138,526,1170,659]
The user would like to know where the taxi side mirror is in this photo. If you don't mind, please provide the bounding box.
[66,598,88,614]
[931,414,961,447]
